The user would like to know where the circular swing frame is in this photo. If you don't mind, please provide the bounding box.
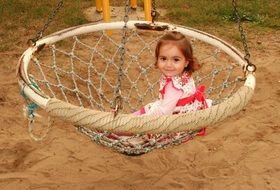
[18,20,255,134]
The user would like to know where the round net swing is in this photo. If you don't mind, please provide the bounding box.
[17,2,256,155]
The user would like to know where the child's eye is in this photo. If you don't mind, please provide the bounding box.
[159,57,166,61]
[174,58,180,62]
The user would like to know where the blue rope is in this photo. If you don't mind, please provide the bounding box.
[27,102,39,117]
[20,78,40,118]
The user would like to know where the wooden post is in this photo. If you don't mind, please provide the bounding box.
[95,0,103,12]
[102,0,112,35]
[102,0,110,22]
[144,0,152,21]
[130,0,137,10]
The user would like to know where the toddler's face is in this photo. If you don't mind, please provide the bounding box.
[157,43,188,77]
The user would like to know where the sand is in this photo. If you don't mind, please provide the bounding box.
[0,7,280,190]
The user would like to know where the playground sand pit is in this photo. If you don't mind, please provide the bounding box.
[0,6,280,190]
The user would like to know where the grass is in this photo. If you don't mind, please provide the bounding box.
[0,0,279,52]
[157,0,280,29]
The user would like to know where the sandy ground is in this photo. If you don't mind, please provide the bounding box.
[0,7,280,190]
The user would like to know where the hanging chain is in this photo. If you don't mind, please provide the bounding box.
[28,0,64,45]
[112,0,130,116]
[232,0,256,73]
[135,0,167,30]
[151,0,160,23]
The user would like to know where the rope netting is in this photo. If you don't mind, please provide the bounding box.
[19,22,254,154]
[29,30,243,110]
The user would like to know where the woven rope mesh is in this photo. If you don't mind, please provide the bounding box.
[26,27,246,154]
[29,29,243,112]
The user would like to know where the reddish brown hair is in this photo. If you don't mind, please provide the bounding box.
[155,31,200,75]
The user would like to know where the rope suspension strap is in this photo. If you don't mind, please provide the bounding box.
[28,0,64,46]
[232,0,256,74]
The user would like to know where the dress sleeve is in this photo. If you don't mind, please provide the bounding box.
[147,81,183,115]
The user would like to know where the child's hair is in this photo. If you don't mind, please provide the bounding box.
[155,31,200,75]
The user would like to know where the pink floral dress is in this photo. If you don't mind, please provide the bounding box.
[134,72,211,116]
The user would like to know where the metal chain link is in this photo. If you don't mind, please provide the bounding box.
[151,0,160,22]
[28,0,64,45]
[113,0,130,116]
[232,0,256,72]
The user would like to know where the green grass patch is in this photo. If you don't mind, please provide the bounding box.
[61,7,88,26]
[0,0,279,53]
[158,0,280,29]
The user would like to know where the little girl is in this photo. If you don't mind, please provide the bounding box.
[134,31,211,117]
[106,31,211,149]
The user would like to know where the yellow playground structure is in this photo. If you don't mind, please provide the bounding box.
[95,0,153,22]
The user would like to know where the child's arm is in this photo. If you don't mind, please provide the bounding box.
[147,81,183,115]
